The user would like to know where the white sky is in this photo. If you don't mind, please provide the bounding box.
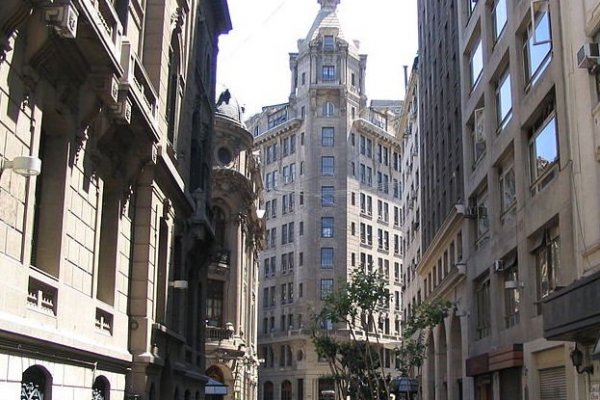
[216,0,418,117]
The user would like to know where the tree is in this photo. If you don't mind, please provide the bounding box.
[311,269,392,400]
[395,298,452,376]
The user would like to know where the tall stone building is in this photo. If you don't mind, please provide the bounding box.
[412,0,600,399]
[0,0,243,398]
[541,0,600,399]
[248,1,404,400]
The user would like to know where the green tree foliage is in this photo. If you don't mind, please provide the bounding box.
[395,298,452,376]
[312,269,391,400]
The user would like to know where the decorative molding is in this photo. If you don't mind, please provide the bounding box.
[44,1,79,39]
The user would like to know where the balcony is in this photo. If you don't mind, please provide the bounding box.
[117,40,159,139]
[76,0,123,68]
[543,270,600,342]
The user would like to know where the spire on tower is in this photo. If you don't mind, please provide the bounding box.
[318,0,340,10]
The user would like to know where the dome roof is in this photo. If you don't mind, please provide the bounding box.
[216,88,245,124]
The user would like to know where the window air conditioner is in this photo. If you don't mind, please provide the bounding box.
[577,43,600,71]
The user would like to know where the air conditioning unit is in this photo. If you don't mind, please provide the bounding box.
[577,43,600,71]
[493,260,505,273]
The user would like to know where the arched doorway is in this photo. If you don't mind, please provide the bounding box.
[281,380,292,400]
[21,365,52,400]
[450,316,463,400]
[438,322,448,400]
[92,376,111,400]
[263,381,274,400]
[425,330,435,400]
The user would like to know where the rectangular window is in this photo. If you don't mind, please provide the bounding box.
[524,2,553,87]
[322,65,335,81]
[282,224,288,245]
[472,107,486,164]
[323,35,335,51]
[321,127,334,146]
[492,0,507,40]
[320,248,334,269]
[321,217,334,238]
[504,261,520,328]
[207,280,224,326]
[321,186,335,206]
[470,40,483,88]
[496,70,512,130]
[320,278,334,299]
[499,162,516,215]
[534,226,560,314]
[321,156,335,175]
[529,110,558,193]
[475,278,491,339]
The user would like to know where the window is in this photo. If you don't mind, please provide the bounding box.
[529,109,558,193]
[268,109,288,130]
[321,156,335,175]
[496,70,512,129]
[475,278,491,339]
[473,190,489,247]
[321,217,334,238]
[321,127,334,146]
[322,65,335,81]
[534,225,560,314]
[499,161,516,216]
[524,2,552,86]
[321,186,334,206]
[504,258,520,328]
[492,0,507,40]
[323,35,334,50]
[467,0,478,18]
[206,280,224,326]
[320,279,334,299]
[290,134,296,154]
[320,248,334,269]
[470,40,483,88]
[21,366,51,400]
[472,107,486,164]
[323,102,334,117]
[301,72,306,85]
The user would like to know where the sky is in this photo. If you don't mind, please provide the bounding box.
[216,0,419,117]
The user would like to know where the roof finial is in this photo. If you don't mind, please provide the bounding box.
[319,0,340,10]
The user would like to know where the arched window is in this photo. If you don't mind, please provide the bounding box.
[166,33,182,145]
[281,380,292,400]
[184,390,191,400]
[323,102,334,117]
[92,376,110,400]
[21,365,52,400]
[263,381,274,400]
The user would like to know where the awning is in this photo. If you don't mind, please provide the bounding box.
[205,379,228,395]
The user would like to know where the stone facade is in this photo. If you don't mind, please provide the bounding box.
[204,90,264,400]
[411,0,600,399]
[248,2,405,400]
[0,0,233,398]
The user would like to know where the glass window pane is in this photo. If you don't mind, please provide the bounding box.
[533,117,558,177]
[471,41,483,87]
[493,0,507,39]
[497,72,512,126]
